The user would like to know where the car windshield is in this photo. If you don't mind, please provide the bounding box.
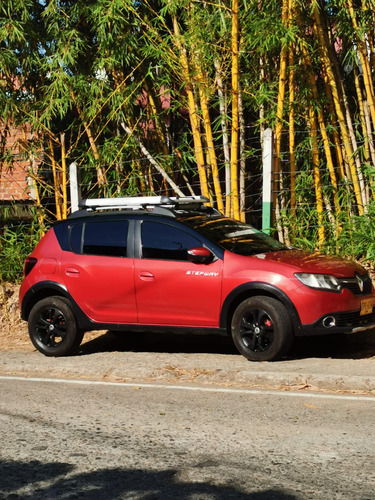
[180,216,286,256]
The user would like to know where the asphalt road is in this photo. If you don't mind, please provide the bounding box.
[1,377,374,499]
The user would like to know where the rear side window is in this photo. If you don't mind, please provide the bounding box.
[69,224,83,253]
[69,220,129,257]
[141,221,201,261]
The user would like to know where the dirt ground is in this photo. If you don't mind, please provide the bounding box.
[0,282,101,352]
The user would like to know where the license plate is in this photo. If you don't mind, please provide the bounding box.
[360,298,373,316]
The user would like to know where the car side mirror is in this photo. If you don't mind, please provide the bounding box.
[187,247,214,264]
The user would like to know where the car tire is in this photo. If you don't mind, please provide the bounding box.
[231,296,293,361]
[28,296,83,357]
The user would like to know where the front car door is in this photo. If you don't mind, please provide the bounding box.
[134,219,223,327]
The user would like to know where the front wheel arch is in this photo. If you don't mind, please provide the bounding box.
[220,283,301,335]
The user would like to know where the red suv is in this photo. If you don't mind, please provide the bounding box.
[19,196,375,361]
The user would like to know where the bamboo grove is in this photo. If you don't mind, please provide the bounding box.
[1,0,375,262]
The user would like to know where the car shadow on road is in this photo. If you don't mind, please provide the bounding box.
[79,331,239,357]
[287,330,375,360]
[0,459,297,499]
[78,329,375,361]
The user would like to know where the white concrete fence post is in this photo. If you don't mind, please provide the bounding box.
[69,162,81,213]
[262,128,273,234]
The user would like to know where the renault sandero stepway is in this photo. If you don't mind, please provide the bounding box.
[19,195,375,361]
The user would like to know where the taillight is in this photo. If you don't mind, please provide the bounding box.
[23,257,38,277]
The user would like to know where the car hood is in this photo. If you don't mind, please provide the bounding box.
[253,249,366,277]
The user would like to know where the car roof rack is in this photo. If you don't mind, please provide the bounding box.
[78,195,210,211]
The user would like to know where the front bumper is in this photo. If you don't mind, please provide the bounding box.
[297,309,375,337]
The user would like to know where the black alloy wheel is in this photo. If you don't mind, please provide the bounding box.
[28,297,83,356]
[240,308,274,352]
[231,296,293,361]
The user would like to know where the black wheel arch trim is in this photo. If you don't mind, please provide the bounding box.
[21,281,92,329]
[219,282,302,334]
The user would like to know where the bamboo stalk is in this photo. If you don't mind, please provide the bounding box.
[288,46,296,216]
[311,1,364,215]
[288,0,296,219]
[363,100,375,168]
[273,0,289,242]
[196,64,224,213]
[239,82,246,222]
[297,26,340,217]
[214,59,231,216]
[308,105,325,247]
[60,133,68,219]
[47,136,62,220]
[354,67,371,165]
[171,13,209,200]
[320,75,346,181]
[230,0,240,220]
[346,0,375,126]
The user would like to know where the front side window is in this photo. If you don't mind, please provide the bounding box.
[141,221,201,261]
[78,220,129,257]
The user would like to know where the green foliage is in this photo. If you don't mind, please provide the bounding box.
[284,190,375,264]
[0,218,45,283]
[336,202,375,262]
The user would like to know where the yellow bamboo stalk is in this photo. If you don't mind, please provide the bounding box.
[196,65,225,213]
[363,0,375,71]
[238,83,246,223]
[366,26,375,79]
[214,59,231,216]
[273,0,289,241]
[288,0,296,216]
[320,75,346,180]
[171,14,209,200]
[298,32,340,216]
[311,1,364,215]
[230,0,240,220]
[346,0,375,126]
[308,105,325,247]
[47,136,62,220]
[60,133,68,219]
[354,67,371,164]
[146,91,168,154]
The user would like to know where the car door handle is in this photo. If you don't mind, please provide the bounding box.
[65,267,80,277]
[139,271,154,281]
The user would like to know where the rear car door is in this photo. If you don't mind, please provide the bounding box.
[61,219,137,323]
[134,219,223,326]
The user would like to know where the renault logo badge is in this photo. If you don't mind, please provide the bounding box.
[356,273,364,292]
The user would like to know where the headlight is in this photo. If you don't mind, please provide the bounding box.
[294,273,341,292]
